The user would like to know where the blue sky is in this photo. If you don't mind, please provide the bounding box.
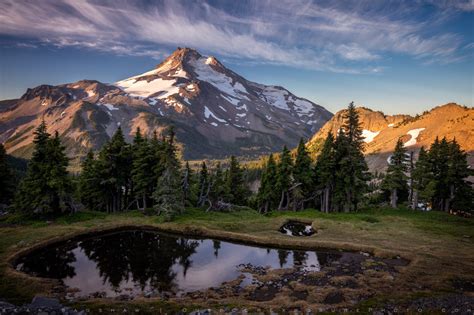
[0,0,472,115]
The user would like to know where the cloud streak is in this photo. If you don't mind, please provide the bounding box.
[0,0,471,73]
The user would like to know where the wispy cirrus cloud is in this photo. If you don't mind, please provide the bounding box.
[0,0,471,73]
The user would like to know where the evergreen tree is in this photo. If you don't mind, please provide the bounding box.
[131,128,155,209]
[225,156,248,205]
[411,147,435,209]
[182,161,197,206]
[382,138,408,208]
[276,146,293,210]
[208,162,226,209]
[446,139,472,211]
[78,150,103,210]
[197,161,209,207]
[314,132,335,213]
[332,128,351,212]
[292,138,313,210]
[257,154,278,213]
[0,143,14,205]
[429,137,450,210]
[153,127,183,219]
[15,122,72,215]
[96,127,132,212]
[339,102,369,212]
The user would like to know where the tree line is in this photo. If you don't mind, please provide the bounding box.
[383,135,472,211]
[0,102,471,217]
[1,121,250,219]
[257,102,370,213]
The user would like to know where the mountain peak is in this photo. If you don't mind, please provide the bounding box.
[156,47,201,71]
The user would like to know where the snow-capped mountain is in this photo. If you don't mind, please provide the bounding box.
[0,47,332,161]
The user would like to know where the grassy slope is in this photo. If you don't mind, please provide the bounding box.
[0,207,473,311]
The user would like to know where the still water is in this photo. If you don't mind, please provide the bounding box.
[15,229,344,298]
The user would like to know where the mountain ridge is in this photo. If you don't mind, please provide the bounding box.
[0,47,332,161]
[307,103,474,171]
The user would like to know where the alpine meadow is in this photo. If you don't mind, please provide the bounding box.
[0,1,473,314]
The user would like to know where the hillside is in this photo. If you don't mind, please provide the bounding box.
[307,103,474,171]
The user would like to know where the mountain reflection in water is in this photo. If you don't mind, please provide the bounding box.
[16,230,341,297]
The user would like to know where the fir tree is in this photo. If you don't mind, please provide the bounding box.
[78,150,102,210]
[332,128,351,212]
[15,122,72,215]
[446,139,472,211]
[276,146,293,210]
[208,162,226,209]
[257,154,278,213]
[314,132,335,213]
[339,102,369,212]
[197,161,209,207]
[96,127,132,212]
[131,128,155,209]
[292,138,313,210]
[225,156,248,205]
[182,161,197,206]
[153,127,183,219]
[382,138,408,208]
[0,143,14,205]
[411,147,435,209]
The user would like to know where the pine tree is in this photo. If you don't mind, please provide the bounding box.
[276,146,293,210]
[197,161,209,207]
[411,147,434,209]
[429,137,451,210]
[96,127,132,212]
[225,156,248,205]
[339,102,369,212]
[0,143,14,205]
[15,122,72,215]
[446,139,472,211]
[153,127,183,219]
[131,128,155,209]
[208,162,226,209]
[78,150,102,210]
[292,138,313,210]
[257,154,278,213]
[314,132,335,213]
[182,161,197,206]
[332,128,351,212]
[382,138,408,208]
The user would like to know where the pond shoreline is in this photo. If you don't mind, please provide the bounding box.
[8,222,408,275]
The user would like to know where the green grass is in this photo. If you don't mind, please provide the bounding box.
[0,206,472,310]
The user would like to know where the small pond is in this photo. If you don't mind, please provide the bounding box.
[14,229,406,300]
[279,221,315,236]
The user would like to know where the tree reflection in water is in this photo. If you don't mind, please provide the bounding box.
[15,229,345,297]
[80,231,199,292]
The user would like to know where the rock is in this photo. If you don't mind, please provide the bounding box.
[323,291,345,304]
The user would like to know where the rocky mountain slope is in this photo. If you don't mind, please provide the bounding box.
[308,103,474,171]
[0,48,332,161]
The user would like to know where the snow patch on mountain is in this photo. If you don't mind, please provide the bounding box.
[294,99,314,115]
[261,86,289,110]
[116,77,179,99]
[404,128,425,147]
[191,57,249,99]
[204,106,226,123]
[362,130,380,143]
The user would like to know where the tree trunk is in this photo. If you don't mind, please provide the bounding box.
[390,188,398,208]
[324,187,330,213]
[278,190,285,210]
[143,194,147,210]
